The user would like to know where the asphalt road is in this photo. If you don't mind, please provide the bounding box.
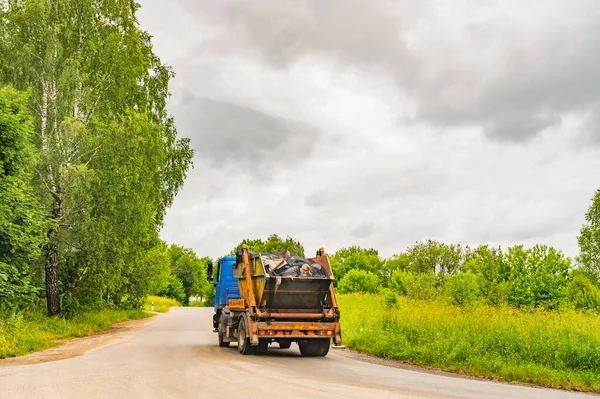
[0,307,597,399]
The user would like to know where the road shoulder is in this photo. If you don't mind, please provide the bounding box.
[333,347,600,396]
[0,314,157,367]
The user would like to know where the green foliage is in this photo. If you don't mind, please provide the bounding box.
[330,246,384,283]
[143,295,179,313]
[483,280,511,306]
[386,241,575,310]
[462,245,509,305]
[0,87,32,176]
[168,245,211,306]
[337,269,380,294]
[200,282,215,306]
[403,240,464,279]
[380,288,399,309]
[157,274,186,305]
[188,299,210,307]
[566,272,600,311]
[578,189,600,284]
[141,243,173,297]
[339,293,600,392]
[0,0,193,313]
[389,269,411,295]
[0,263,36,309]
[232,234,305,257]
[142,244,213,307]
[504,245,571,309]
[389,269,438,300]
[0,86,45,310]
[384,253,411,272]
[443,271,481,305]
[407,271,438,300]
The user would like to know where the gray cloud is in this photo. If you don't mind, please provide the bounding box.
[136,0,600,260]
[173,0,600,142]
[305,164,443,210]
[351,221,377,239]
[178,0,422,73]
[581,102,600,144]
[416,22,600,141]
[172,96,320,175]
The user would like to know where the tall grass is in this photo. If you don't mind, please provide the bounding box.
[0,309,148,359]
[188,299,210,307]
[338,293,600,392]
[143,295,179,312]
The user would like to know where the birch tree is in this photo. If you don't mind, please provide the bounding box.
[578,189,600,284]
[0,0,193,314]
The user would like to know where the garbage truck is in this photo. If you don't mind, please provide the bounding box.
[207,245,342,356]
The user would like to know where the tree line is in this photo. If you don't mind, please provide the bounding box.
[231,190,600,313]
[333,189,600,312]
[0,0,195,315]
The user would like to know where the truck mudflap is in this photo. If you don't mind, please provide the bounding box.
[255,321,342,345]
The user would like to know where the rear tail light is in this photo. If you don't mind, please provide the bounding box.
[259,329,276,336]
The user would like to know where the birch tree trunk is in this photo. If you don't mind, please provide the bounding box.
[41,75,62,315]
[45,197,62,316]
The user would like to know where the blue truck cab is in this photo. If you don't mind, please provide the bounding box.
[208,256,240,330]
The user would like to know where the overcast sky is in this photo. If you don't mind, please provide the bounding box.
[137,0,600,260]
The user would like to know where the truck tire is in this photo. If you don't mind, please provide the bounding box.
[218,315,229,348]
[256,339,269,355]
[237,317,256,355]
[299,339,330,357]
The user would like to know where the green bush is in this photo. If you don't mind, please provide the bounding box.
[380,288,399,309]
[337,269,380,294]
[390,270,437,300]
[157,274,186,304]
[443,271,481,305]
[567,273,600,311]
[386,241,586,311]
[0,87,46,311]
[504,245,570,309]
[390,269,413,295]
[329,246,384,283]
[484,280,511,306]
[408,272,438,300]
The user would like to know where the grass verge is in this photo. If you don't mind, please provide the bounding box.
[338,293,600,392]
[188,299,210,307]
[143,295,179,312]
[0,309,149,359]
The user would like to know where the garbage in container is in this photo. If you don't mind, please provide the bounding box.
[260,251,329,278]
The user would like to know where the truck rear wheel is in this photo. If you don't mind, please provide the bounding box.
[299,339,330,357]
[237,317,256,355]
[218,315,229,348]
[256,339,269,355]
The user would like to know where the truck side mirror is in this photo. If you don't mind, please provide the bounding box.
[207,262,213,281]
